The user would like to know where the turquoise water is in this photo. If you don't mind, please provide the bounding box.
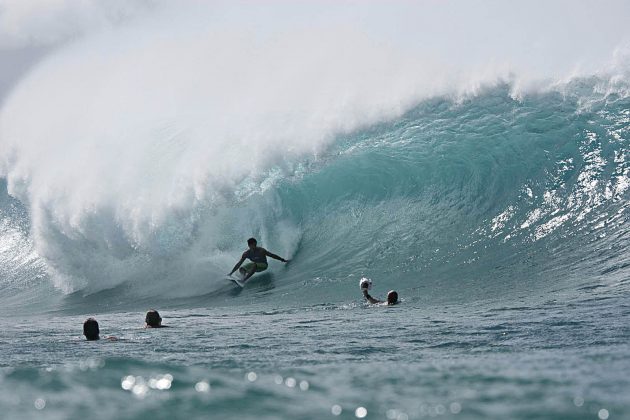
[0,292,630,419]
[2,70,630,418]
[1,294,628,420]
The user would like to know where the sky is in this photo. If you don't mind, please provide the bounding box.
[1,0,630,102]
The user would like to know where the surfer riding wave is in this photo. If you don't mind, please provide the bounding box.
[228,238,290,283]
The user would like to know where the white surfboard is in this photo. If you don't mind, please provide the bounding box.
[227,273,245,288]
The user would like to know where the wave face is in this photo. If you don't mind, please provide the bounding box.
[276,80,630,306]
[1,2,630,314]
[1,77,630,313]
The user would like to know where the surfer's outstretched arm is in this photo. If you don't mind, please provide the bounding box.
[362,289,381,304]
[264,249,289,263]
[228,254,246,276]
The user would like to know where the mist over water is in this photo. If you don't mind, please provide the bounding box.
[1,3,431,298]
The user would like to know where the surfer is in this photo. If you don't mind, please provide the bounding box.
[228,237,289,282]
[145,310,165,328]
[360,278,398,305]
[83,318,118,341]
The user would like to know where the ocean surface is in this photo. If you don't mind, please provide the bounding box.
[1,4,630,418]
[1,79,629,419]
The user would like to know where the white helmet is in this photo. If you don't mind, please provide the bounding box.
[359,277,372,290]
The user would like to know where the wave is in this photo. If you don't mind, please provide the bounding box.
[1,2,630,314]
[1,76,630,314]
[277,80,630,304]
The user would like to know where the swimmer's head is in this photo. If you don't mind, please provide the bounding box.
[247,237,257,249]
[145,310,162,328]
[387,290,398,305]
[83,318,100,340]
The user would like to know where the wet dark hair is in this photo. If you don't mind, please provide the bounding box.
[387,291,398,305]
[145,310,162,327]
[247,237,257,246]
[83,318,100,340]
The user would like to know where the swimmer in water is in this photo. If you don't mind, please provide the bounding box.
[360,278,398,305]
[228,237,290,282]
[145,310,166,328]
[83,318,118,340]
[83,318,100,340]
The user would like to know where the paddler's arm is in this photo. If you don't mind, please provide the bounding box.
[362,289,381,304]
[264,249,290,263]
[228,254,247,276]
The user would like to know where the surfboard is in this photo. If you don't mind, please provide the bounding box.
[227,273,245,288]
[229,277,244,288]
